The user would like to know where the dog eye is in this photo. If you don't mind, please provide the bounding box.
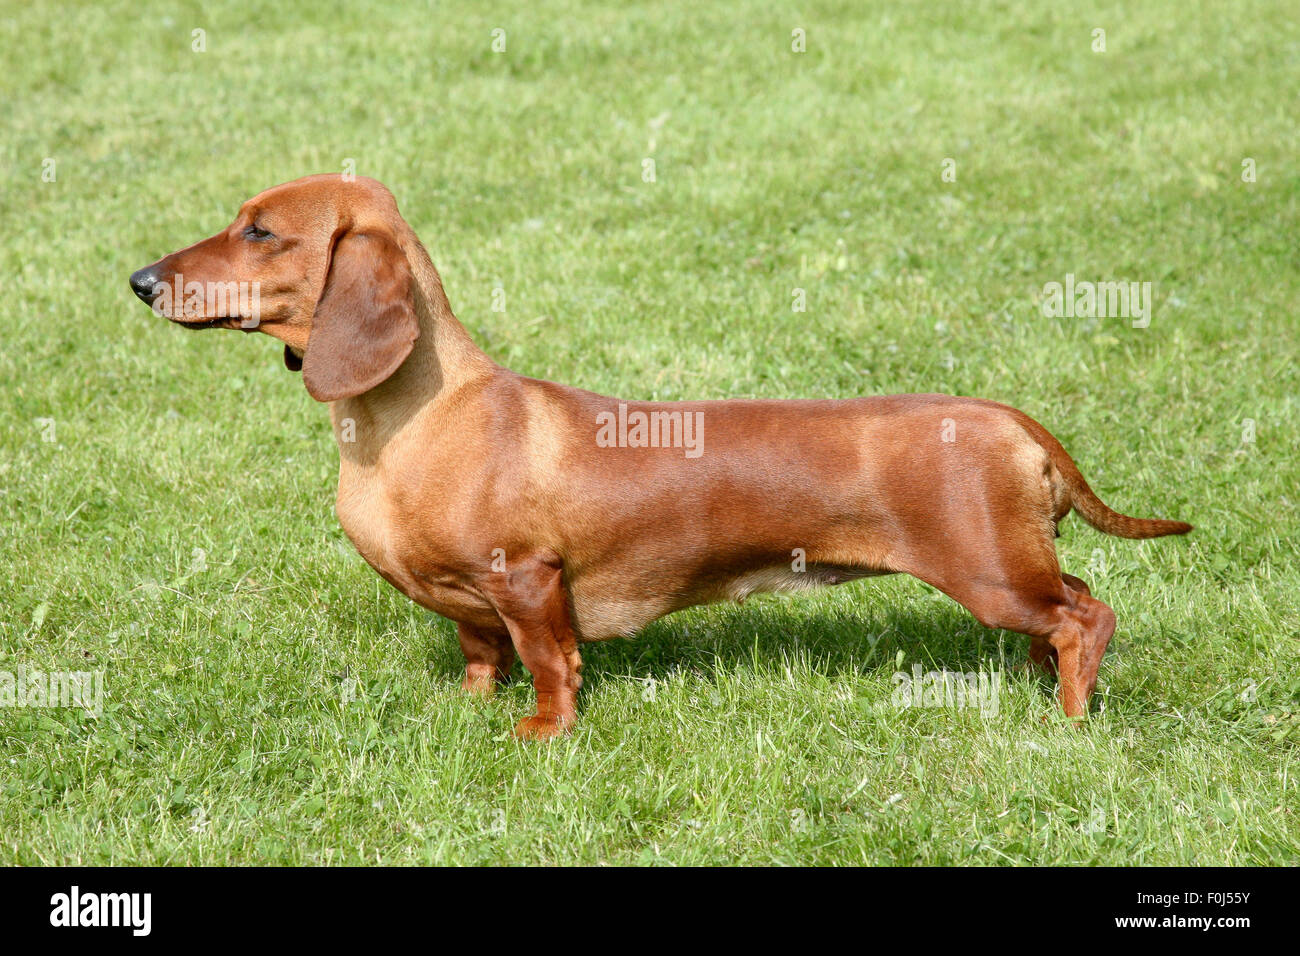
[243,224,274,241]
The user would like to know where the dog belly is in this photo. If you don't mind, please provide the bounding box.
[567,561,887,643]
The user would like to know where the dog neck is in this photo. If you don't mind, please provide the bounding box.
[329,233,496,466]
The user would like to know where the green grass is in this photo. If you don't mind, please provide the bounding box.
[1,0,1298,865]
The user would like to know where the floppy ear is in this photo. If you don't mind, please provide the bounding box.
[302,231,419,402]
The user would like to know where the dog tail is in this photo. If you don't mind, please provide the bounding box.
[1013,409,1193,539]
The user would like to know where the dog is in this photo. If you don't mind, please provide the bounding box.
[129,174,1191,738]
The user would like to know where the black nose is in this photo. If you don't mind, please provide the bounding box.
[130,267,161,304]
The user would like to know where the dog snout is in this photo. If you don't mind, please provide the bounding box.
[129,266,162,304]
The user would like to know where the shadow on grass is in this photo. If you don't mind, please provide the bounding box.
[577,593,1022,693]
[415,577,1026,693]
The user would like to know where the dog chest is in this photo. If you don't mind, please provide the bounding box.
[334,467,499,624]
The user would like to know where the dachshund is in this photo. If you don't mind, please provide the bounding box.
[130,175,1191,738]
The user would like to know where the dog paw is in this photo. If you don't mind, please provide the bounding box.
[461,674,497,697]
[513,714,570,740]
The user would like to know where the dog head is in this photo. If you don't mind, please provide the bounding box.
[129,174,419,401]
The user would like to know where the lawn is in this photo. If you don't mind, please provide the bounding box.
[0,0,1297,865]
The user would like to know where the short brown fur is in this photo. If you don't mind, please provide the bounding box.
[130,175,1191,738]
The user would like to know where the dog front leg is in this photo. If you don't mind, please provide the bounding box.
[479,551,582,740]
[458,622,516,695]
